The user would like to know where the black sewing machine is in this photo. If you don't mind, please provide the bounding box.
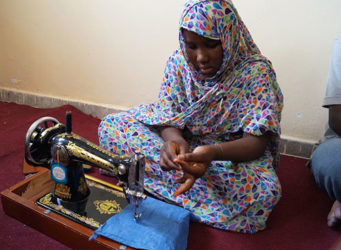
[24,111,146,224]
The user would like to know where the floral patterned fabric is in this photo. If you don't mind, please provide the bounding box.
[99,0,283,233]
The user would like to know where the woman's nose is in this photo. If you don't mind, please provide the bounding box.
[197,49,209,64]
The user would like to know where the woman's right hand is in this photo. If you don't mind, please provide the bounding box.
[160,140,189,171]
[159,126,189,171]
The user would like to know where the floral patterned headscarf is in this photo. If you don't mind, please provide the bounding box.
[179,0,261,83]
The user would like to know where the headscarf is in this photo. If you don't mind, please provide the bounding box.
[131,0,283,139]
[179,0,260,83]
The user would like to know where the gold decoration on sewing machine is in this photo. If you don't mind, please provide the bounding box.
[66,141,119,176]
[59,132,80,139]
[78,177,89,196]
[84,140,130,160]
[88,179,126,198]
[38,193,101,228]
[36,177,129,229]
[55,184,71,199]
[94,200,122,214]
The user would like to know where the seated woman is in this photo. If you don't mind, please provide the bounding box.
[98,0,283,234]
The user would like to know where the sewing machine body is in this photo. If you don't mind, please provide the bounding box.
[24,113,145,215]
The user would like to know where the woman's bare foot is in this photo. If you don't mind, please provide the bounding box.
[327,200,341,227]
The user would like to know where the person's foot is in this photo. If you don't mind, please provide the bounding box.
[328,200,341,227]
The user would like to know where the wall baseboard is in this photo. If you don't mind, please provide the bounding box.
[0,88,315,159]
[279,137,316,160]
[0,87,124,119]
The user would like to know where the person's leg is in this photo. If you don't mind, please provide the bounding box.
[98,111,164,157]
[311,137,341,226]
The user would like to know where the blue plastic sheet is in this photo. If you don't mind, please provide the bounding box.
[89,197,190,250]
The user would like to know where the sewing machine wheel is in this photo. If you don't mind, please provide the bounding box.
[25,117,60,166]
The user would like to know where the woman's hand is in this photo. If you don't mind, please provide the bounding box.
[172,161,206,197]
[172,145,215,197]
[160,140,189,171]
[159,126,189,171]
[177,145,217,166]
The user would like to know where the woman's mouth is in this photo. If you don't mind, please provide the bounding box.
[199,67,215,76]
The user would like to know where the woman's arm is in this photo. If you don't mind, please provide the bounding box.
[177,133,270,164]
[214,133,270,162]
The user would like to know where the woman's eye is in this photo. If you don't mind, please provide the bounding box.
[186,43,197,50]
[206,41,221,49]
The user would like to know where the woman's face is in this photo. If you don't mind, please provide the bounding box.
[182,29,223,78]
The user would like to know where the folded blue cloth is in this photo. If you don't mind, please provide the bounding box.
[89,197,190,250]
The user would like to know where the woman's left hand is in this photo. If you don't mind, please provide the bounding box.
[172,145,215,197]
[177,145,216,165]
[172,161,206,197]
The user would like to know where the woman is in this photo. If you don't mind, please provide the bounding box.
[99,0,283,233]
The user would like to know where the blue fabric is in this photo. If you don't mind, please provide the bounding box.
[89,197,191,250]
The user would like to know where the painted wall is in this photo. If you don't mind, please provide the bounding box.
[1,0,341,142]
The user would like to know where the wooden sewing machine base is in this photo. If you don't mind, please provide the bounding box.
[1,162,133,250]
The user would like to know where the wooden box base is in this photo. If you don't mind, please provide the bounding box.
[1,168,132,250]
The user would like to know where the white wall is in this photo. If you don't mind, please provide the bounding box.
[1,0,341,142]
[234,0,341,142]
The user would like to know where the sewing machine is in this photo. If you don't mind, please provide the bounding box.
[24,111,146,220]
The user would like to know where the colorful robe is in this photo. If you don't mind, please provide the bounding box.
[99,0,283,233]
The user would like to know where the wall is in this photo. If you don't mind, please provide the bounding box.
[234,0,341,143]
[1,0,341,143]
